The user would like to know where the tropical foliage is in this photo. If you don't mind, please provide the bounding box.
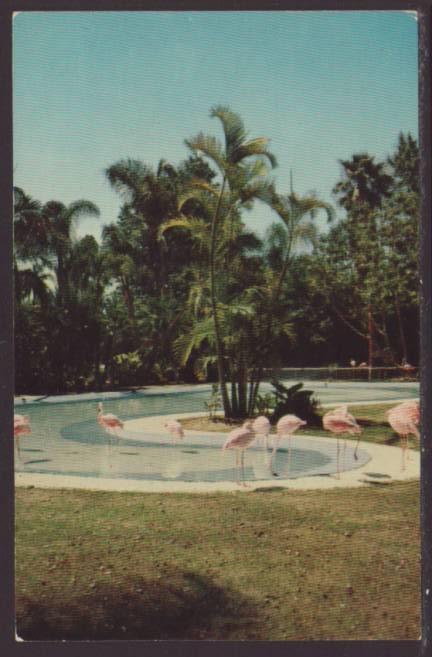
[14,107,419,417]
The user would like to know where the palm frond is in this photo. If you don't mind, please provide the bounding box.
[187,280,210,318]
[67,200,100,221]
[293,222,319,248]
[289,194,334,222]
[186,179,220,198]
[239,179,275,206]
[105,159,153,200]
[232,138,277,168]
[173,316,216,366]
[193,355,217,382]
[158,216,209,246]
[185,134,225,172]
[210,105,247,159]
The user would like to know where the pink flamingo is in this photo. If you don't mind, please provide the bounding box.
[322,405,361,478]
[386,400,419,471]
[164,419,184,443]
[223,420,256,487]
[14,414,31,457]
[97,402,124,443]
[271,414,306,476]
[252,415,271,452]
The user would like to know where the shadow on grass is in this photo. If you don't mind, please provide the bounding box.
[252,486,287,493]
[16,568,257,640]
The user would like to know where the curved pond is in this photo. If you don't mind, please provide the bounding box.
[14,381,418,483]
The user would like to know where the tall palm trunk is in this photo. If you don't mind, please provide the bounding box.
[237,353,248,418]
[231,380,239,417]
[209,176,232,418]
[121,277,135,322]
[394,294,408,363]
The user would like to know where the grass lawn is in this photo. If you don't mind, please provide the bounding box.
[16,482,420,640]
[15,403,420,641]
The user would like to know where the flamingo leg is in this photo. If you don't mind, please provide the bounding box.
[287,434,292,474]
[270,437,280,476]
[336,438,340,479]
[235,450,240,485]
[401,436,407,471]
[241,449,249,487]
[342,439,346,473]
[15,436,21,459]
[263,434,270,465]
[354,434,361,461]
[406,433,413,461]
[409,426,420,460]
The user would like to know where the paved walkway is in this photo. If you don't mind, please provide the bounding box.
[15,408,420,493]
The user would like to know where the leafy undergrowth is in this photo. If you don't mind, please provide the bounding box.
[16,481,420,640]
[181,403,420,450]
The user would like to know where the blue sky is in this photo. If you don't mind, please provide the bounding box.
[13,10,418,240]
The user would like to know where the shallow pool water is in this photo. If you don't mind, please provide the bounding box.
[14,381,417,483]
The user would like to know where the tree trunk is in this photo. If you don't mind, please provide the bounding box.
[209,176,232,418]
[122,278,135,322]
[94,329,102,391]
[367,304,373,381]
[394,295,408,363]
[237,358,248,418]
[247,374,256,417]
[231,380,239,417]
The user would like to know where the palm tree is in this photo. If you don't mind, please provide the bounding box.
[184,106,277,418]
[333,153,393,211]
[33,199,100,390]
[332,154,395,375]
[105,158,181,296]
[269,191,334,299]
[13,187,52,306]
[41,199,100,302]
[69,235,110,388]
[243,191,333,414]
[387,132,419,194]
[13,187,47,260]
[102,222,137,321]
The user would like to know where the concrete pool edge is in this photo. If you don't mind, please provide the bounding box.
[15,409,420,493]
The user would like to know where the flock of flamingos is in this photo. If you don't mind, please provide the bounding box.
[13,399,419,486]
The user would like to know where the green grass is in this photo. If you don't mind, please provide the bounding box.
[16,480,420,640]
[15,402,420,640]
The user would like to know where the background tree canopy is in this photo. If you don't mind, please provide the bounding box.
[14,109,419,416]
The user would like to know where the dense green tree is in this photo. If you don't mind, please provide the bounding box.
[333,153,393,211]
[319,135,419,367]
[13,128,419,395]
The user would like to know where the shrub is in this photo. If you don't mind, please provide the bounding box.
[269,379,321,427]
[112,351,143,386]
[254,392,276,416]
